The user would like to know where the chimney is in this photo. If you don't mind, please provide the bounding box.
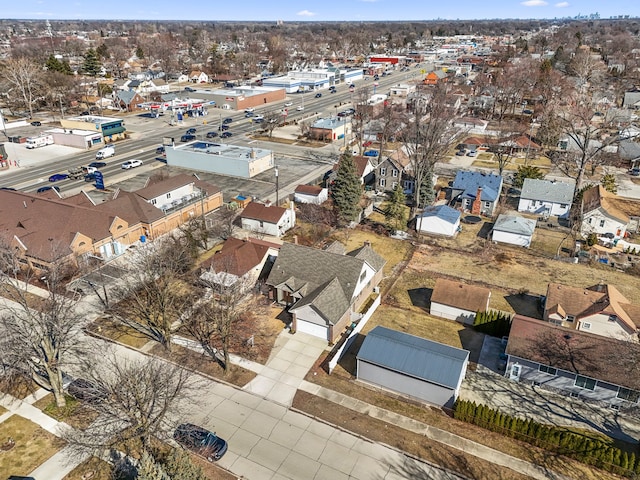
[293,235,298,244]
[471,187,483,215]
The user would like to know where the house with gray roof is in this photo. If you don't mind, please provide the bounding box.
[115,90,145,112]
[619,140,640,170]
[450,171,503,216]
[357,326,470,407]
[623,91,640,110]
[517,178,575,219]
[265,241,386,343]
[492,214,536,248]
[417,205,461,237]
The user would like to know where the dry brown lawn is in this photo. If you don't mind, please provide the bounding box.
[33,393,99,430]
[63,457,112,480]
[0,415,64,477]
[87,316,151,349]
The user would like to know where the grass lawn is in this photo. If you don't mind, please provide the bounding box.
[63,457,112,480]
[0,415,64,477]
[0,374,39,400]
[87,316,152,349]
[33,394,99,430]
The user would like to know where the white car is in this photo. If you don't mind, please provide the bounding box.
[296,105,304,111]
[284,101,293,107]
[244,107,255,113]
[121,159,143,169]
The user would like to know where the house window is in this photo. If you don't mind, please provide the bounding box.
[259,221,264,228]
[609,315,618,323]
[392,182,398,190]
[575,375,596,390]
[565,315,575,323]
[484,201,491,209]
[360,271,367,283]
[588,218,593,224]
[582,322,591,330]
[380,167,386,175]
[379,179,386,187]
[392,169,398,177]
[617,387,640,403]
[539,365,557,376]
[403,180,412,190]
[599,220,606,228]
[151,199,157,205]
[560,204,568,209]
[166,193,171,199]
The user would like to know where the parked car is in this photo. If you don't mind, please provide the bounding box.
[315,93,322,98]
[362,141,373,147]
[36,185,60,194]
[186,128,197,135]
[67,378,108,404]
[363,150,379,157]
[220,131,233,138]
[121,159,143,169]
[206,131,218,138]
[88,161,107,169]
[49,173,69,182]
[466,150,477,157]
[631,168,640,176]
[222,117,233,124]
[456,150,466,156]
[30,121,42,126]
[284,101,293,107]
[181,134,196,142]
[330,89,337,93]
[337,111,348,117]
[173,423,228,462]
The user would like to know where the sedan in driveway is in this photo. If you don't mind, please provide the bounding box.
[174,423,228,462]
[49,173,69,182]
[220,131,233,138]
[121,159,143,169]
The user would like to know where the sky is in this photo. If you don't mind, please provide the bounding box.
[3,0,639,22]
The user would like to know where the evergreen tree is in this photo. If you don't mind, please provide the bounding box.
[416,168,435,208]
[82,48,102,77]
[330,152,362,226]
[45,55,63,72]
[513,165,545,188]
[384,183,407,232]
[164,448,207,480]
[137,450,169,480]
[136,45,145,59]
[600,173,618,194]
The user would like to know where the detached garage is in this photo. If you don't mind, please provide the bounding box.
[357,326,470,408]
[416,205,461,237]
[492,214,536,248]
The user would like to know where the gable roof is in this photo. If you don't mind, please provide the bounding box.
[117,90,138,105]
[419,205,461,225]
[202,237,274,277]
[241,202,287,223]
[545,283,639,332]
[133,173,219,201]
[358,326,469,389]
[431,278,491,313]
[493,214,536,236]
[582,185,630,224]
[333,156,372,179]
[506,315,640,390]
[520,179,575,204]
[452,171,502,203]
[294,184,324,196]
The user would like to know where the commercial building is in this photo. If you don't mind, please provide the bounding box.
[165,141,274,178]
[60,115,126,142]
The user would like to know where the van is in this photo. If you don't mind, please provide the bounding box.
[95,145,115,160]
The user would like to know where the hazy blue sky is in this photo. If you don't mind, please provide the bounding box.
[3,0,638,22]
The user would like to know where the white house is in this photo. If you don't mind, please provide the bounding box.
[518,179,574,219]
[492,214,536,248]
[294,185,328,205]
[189,70,209,83]
[417,205,461,237]
[430,278,491,325]
[240,202,296,238]
[581,185,629,239]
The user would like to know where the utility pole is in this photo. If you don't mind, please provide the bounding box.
[275,165,279,206]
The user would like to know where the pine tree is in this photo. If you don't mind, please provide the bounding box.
[416,168,435,208]
[137,450,169,480]
[82,48,102,77]
[164,448,207,480]
[136,45,145,59]
[384,183,407,232]
[601,173,618,194]
[331,151,362,226]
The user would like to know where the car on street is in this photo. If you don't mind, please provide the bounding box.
[218,124,229,131]
[49,173,69,182]
[156,146,166,155]
[36,185,60,194]
[184,86,196,92]
[245,111,254,117]
[181,134,196,142]
[220,131,233,138]
[244,107,255,113]
[466,150,477,157]
[84,172,97,182]
[222,117,233,124]
[252,115,264,123]
[121,159,143,169]
[206,131,218,138]
[330,89,337,93]
[284,101,293,107]
[88,161,107,169]
[186,128,197,135]
[30,121,42,126]
[296,106,304,111]
[67,378,108,404]
[173,423,228,462]
[315,93,322,98]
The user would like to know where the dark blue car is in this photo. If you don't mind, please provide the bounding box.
[49,173,69,182]
[174,423,227,462]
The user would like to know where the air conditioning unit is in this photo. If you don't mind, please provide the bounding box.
[373,286,380,294]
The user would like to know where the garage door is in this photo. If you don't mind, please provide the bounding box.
[296,319,328,340]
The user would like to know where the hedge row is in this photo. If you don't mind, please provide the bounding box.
[453,399,638,476]
[472,310,512,338]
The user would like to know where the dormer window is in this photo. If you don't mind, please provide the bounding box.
[608,315,617,323]
[565,315,575,322]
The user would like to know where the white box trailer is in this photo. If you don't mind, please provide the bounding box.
[26,134,54,149]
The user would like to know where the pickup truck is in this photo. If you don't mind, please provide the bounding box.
[67,167,84,180]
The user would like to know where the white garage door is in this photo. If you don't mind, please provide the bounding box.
[296,320,328,340]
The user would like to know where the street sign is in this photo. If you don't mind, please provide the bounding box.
[94,171,105,190]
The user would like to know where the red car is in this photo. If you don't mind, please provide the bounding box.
[362,141,373,147]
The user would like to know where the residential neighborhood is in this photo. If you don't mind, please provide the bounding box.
[3,11,640,480]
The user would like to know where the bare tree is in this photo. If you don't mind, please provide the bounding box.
[0,57,43,118]
[209,205,239,241]
[63,350,197,457]
[108,236,195,351]
[262,110,283,138]
[0,253,84,408]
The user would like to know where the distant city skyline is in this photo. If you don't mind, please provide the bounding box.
[3,0,639,22]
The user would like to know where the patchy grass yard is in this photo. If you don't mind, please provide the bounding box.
[0,415,64,477]
[33,394,99,430]
[0,374,39,400]
[63,457,112,480]
[87,316,151,349]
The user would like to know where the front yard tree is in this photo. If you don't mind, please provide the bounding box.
[513,164,545,188]
[108,235,195,351]
[0,57,43,119]
[0,255,84,408]
[331,151,363,225]
[82,48,102,77]
[384,183,407,232]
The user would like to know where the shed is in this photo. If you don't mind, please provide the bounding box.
[357,326,469,407]
[492,214,536,248]
[416,205,461,237]
[294,185,328,205]
[430,278,491,325]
